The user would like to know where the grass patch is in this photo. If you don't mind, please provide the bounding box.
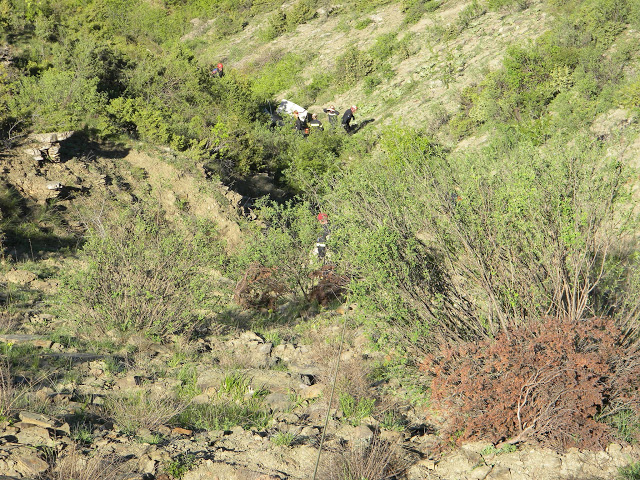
[339,392,375,426]
[271,430,298,446]
[175,399,271,431]
[174,373,271,431]
[620,462,640,480]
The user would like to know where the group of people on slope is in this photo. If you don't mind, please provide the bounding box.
[295,105,358,136]
[323,105,358,133]
[211,62,359,135]
[293,111,324,136]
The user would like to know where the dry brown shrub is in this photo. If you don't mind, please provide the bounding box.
[45,443,132,480]
[0,311,20,333]
[0,355,13,419]
[319,434,405,480]
[103,388,187,435]
[422,317,640,450]
[233,263,286,309]
[308,265,349,306]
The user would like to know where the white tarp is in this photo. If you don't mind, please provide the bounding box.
[276,99,307,122]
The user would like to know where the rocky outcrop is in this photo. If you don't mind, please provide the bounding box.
[23,131,74,163]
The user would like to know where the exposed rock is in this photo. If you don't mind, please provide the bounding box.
[32,339,52,349]
[18,411,60,429]
[263,393,294,412]
[4,270,37,285]
[299,383,324,399]
[15,426,55,447]
[13,448,49,476]
[30,132,73,144]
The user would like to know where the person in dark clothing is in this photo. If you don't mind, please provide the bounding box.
[308,113,323,131]
[293,111,305,133]
[323,105,340,126]
[211,63,224,78]
[341,105,357,133]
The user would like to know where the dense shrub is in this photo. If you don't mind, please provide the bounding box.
[328,127,640,347]
[422,317,640,450]
[250,53,307,101]
[60,201,224,339]
[334,46,374,88]
[402,0,439,24]
[232,199,324,302]
[450,0,638,137]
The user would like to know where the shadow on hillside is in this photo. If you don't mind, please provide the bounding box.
[223,172,295,216]
[59,130,131,163]
[350,118,375,134]
[2,229,81,262]
[0,183,82,261]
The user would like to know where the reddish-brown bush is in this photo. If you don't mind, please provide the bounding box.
[308,265,349,306]
[233,263,286,309]
[421,317,640,450]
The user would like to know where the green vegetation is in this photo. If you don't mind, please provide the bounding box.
[1,0,640,455]
[339,392,375,426]
[481,444,518,456]
[104,389,184,435]
[620,462,640,480]
[271,430,298,446]
[59,200,224,340]
[163,453,196,480]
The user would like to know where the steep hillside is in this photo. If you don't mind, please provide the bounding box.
[2,0,640,479]
[209,0,552,133]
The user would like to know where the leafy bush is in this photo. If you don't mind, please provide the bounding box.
[620,462,640,480]
[452,0,637,136]
[283,128,344,192]
[298,72,334,105]
[233,199,326,303]
[14,68,108,132]
[422,317,640,450]
[328,127,640,346]
[286,0,318,30]
[260,10,288,41]
[251,53,307,101]
[334,46,373,88]
[402,0,439,24]
[163,454,196,480]
[60,201,224,339]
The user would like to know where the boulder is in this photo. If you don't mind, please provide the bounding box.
[18,411,60,429]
